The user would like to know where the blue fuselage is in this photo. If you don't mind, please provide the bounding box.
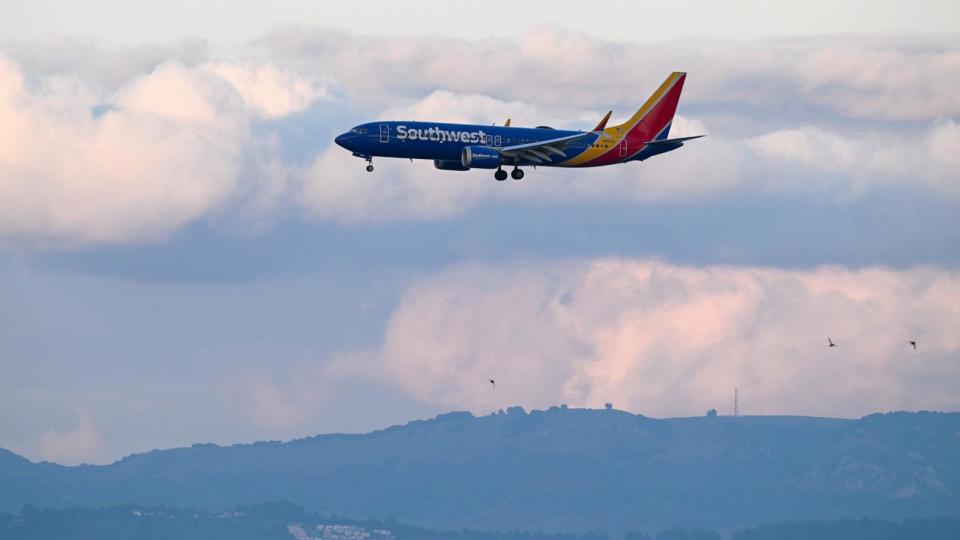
[334,121,680,169]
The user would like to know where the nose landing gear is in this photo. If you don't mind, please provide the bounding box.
[364,156,374,172]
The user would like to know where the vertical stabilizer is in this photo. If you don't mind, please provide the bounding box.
[611,72,686,143]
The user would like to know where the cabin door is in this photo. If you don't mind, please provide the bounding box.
[379,123,390,143]
[619,138,628,157]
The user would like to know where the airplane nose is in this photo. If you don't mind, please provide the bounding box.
[335,133,349,148]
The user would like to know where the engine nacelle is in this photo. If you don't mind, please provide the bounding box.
[461,146,502,169]
[434,159,470,171]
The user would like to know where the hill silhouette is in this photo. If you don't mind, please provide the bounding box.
[2,408,958,532]
[4,502,960,540]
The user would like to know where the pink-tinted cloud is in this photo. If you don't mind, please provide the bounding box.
[344,260,960,418]
[207,62,328,119]
[39,411,106,465]
[0,56,327,245]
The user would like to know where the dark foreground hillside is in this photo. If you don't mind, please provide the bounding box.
[2,409,958,533]
[2,503,959,540]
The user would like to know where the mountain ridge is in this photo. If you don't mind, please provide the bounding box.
[2,408,958,533]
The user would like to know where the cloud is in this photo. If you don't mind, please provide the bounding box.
[230,376,313,432]
[0,57,245,244]
[343,259,960,418]
[207,62,328,119]
[748,121,960,197]
[0,37,208,91]
[378,89,603,128]
[3,30,960,241]
[299,146,494,223]
[39,411,106,465]
[795,44,960,121]
[258,27,960,121]
[221,354,334,435]
[0,55,328,245]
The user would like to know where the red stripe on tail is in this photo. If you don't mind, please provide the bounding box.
[627,73,685,144]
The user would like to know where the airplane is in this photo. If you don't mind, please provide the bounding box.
[334,72,703,181]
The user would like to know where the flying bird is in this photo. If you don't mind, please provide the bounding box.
[489,379,496,388]
[909,340,917,350]
[828,337,836,348]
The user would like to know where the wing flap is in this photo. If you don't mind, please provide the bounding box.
[500,131,595,156]
[520,151,544,163]
[542,145,568,158]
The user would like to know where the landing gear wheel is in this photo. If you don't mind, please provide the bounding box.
[494,169,508,181]
[511,168,524,180]
[365,164,374,172]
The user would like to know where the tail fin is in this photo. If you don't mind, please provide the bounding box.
[610,72,686,143]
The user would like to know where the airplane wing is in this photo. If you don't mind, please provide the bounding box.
[499,131,602,164]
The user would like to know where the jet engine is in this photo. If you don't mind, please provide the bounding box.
[461,146,502,169]
[433,160,470,171]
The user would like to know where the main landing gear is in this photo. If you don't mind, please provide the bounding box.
[494,167,524,181]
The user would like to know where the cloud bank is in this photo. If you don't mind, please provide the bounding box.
[2,29,959,244]
[258,27,960,121]
[344,259,960,418]
[0,56,328,244]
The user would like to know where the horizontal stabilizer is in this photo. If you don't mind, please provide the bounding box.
[645,135,705,146]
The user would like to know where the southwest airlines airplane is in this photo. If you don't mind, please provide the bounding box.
[334,72,702,181]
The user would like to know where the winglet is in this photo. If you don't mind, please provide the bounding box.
[592,110,612,132]
[504,118,512,127]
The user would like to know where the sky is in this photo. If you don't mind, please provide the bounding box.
[1,1,959,465]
